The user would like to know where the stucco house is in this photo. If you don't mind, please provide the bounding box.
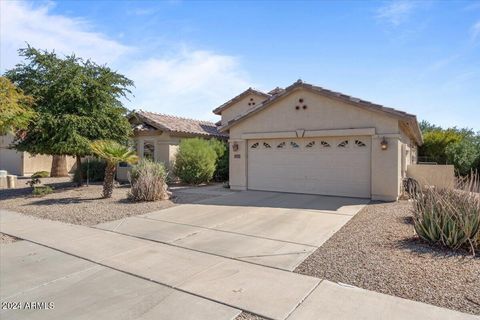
[128,110,227,168]
[214,80,423,201]
[0,133,76,176]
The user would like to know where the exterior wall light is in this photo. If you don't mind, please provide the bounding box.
[380,137,388,150]
[232,142,239,152]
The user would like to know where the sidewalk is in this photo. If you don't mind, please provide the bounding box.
[1,209,476,320]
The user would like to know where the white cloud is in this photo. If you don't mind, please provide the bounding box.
[0,1,132,70]
[128,49,250,121]
[376,1,415,26]
[0,1,250,121]
[472,21,480,41]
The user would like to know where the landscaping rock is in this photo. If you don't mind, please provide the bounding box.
[295,201,480,316]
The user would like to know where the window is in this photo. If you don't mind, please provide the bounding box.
[337,140,349,148]
[355,140,366,147]
[290,141,300,148]
[277,142,286,149]
[263,142,271,148]
[251,142,259,149]
[320,141,331,148]
[306,141,315,148]
[143,142,155,161]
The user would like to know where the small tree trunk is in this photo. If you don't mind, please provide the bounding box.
[75,155,83,186]
[102,163,116,198]
[50,155,68,177]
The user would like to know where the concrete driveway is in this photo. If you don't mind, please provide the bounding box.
[96,190,369,270]
[1,203,476,320]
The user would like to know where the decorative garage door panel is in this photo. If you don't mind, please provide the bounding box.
[247,137,371,198]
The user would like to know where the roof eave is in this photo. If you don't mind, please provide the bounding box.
[212,88,270,115]
[219,82,423,143]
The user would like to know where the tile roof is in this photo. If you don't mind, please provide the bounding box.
[134,110,227,138]
[218,79,423,145]
[212,87,271,115]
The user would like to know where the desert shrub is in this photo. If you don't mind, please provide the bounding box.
[214,148,229,182]
[25,177,41,187]
[129,160,169,201]
[32,185,54,196]
[73,158,106,183]
[419,121,480,175]
[412,175,480,254]
[174,138,217,185]
[31,171,49,178]
[208,139,228,181]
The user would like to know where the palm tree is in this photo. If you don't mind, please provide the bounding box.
[90,140,138,198]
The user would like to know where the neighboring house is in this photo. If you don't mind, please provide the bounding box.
[0,133,76,176]
[128,110,227,168]
[214,80,423,201]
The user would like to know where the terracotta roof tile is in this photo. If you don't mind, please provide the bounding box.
[218,80,423,145]
[212,87,270,115]
[135,111,227,138]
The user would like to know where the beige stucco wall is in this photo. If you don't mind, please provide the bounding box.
[225,88,412,201]
[0,148,23,175]
[0,134,23,175]
[407,164,455,189]
[221,93,268,126]
[23,154,76,176]
[1,133,75,176]
[133,132,181,168]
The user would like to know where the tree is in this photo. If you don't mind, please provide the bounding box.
[420,129,463,164]
[90,140,138,198]
[419,120,442,134]
[418,120,480,175]
[445,135,480,176]
[0,77,35,134]
[4,45,133,182]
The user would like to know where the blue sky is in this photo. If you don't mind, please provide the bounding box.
[1,0,479,129]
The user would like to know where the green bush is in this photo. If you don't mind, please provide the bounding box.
[73,158,106,183]
[32,185,54,196]
[174,138,217,185]
[215,147,229,182]
[129,159,169,201]
[445,137,480,176]
[412,179,480,254]
[419,121,480,175]
[208,139,228,181]
[31,171,49,178]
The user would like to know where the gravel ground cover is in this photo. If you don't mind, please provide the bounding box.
[0,233,20,245]
[235,312,267,320]
[0,180,223,226]
[295,201,480,315]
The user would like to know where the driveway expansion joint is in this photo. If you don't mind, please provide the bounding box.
[136,215,318,248]
[91,226,312,273]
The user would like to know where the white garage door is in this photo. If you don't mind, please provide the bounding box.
[247,136,371,198]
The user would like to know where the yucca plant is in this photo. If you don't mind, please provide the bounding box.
[412,173,480,254]
[90,140,138,198]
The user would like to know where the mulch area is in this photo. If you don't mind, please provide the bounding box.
[295,201,480,315]
[0,179,222,226]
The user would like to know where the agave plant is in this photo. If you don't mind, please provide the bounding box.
[412,175,480,254]
[90,140,138,198]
